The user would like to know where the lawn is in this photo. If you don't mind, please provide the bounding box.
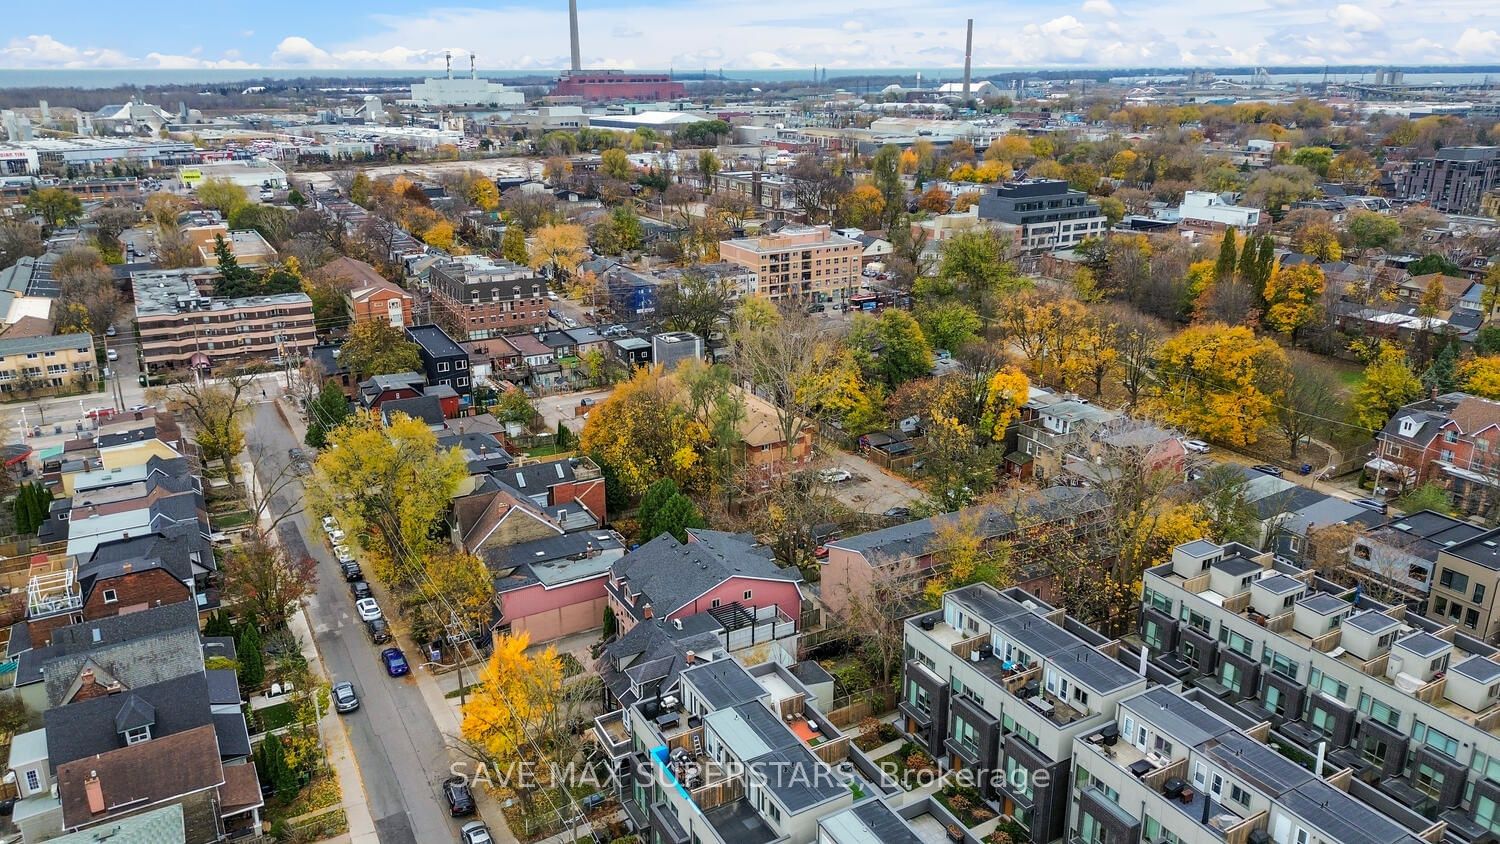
[212,509,255,529]
[874,742,941,791]
[276,772,342,820]
[250,701,296,733]
[935,782,998,828]
[500,783,608,843]
[526,444,569,458]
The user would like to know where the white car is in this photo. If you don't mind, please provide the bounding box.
[817,468,853,484]
[1181,439,1211,454]
[321,516,340,534]
[329,529,346,544]
[334,546,355,564]
[106,349,118,362]
[355,598,382,622]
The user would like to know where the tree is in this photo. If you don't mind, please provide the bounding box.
[600,148,632,181]
[1459,354,1500,399]
[1146,323,1287,446]
[145,192,192,228]
[306,413,467,583]
[917,186,952,213]
[637,478,681,540]
[305,381,352,449]
[492,389,536,426]
[0,694,33,741]
[932,229,1025,313]
[1348,210,1400,250]
[501,188,559,232]
[196,178,249,217]
[921,513,1015,607]
[1262,263,1326,345]
[459,634,587,823]
[1276,353,1340,459]
[1409,254,1461,277]
[870,310,933,386]
[422,220,456,250]
[224,540,317,631]
[236,621,266,690]
[468,178,500,212]
[659,269,735,339]
[578,365,710,496]
[842,184,885,229]
[1398,483,1454,515]
[1351,343,1423,431]
[421,548,496,636]
[871,144,905,227]
[348,172,373,207]
[1293,222,1342,262]
[1196,464,1260,544]
[23,187,82,229]
[1291,146,1334,176]
[500,225,529,265]
[697,150,721,181]
[13,481,51,535]
[1111,309,1162,409]
[0,221,43,271]
[257,732,296,802]
[174,376,255,485]
[591,206,644,255]
[339,319,423,378]
[916,301,981,354]
[213,234,258,298]
[1424,342,1460,395]
[1214,228,1239,282]
[228,204,292,247]
[528,223,588,280]
[1418,276,1446,318]
[708,192,754,231]
[653,493,706,542]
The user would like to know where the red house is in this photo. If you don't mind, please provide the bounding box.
[605,530,804,640]
[1374,392,1500,515]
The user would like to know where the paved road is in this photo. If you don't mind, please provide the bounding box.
[246,400,463,844]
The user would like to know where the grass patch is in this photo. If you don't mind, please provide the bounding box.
[444,682,483,700]
[526,443,567,458]
[936,782,998,828]
[213,510,255,529]
[275,772,342,820]
[250,701,296,733]
[293,807,347,840]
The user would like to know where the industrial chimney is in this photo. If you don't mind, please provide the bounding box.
[471,53,477,80]
[568,0,582,72]
[963,19,974,101]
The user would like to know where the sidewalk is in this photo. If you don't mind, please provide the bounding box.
[289,606,381,844]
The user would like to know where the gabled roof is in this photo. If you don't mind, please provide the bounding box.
[609,531,800,620]
[42,626,204,706]
[381,394,445,427]
[55,724,224,831]
[44,672,215,767]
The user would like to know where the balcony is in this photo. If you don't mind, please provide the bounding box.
[594,711,631,760]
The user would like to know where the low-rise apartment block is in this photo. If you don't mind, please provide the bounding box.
[133,271,314,371]
[428,255,548,340]
[0,334,96,397]
[976,179,1106,250]
[719,225,861,303]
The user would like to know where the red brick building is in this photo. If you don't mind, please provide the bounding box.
[552,70,685,101]
[1373,391,1500,515]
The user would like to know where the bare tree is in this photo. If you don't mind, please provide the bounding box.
[841,556,926,695]
[1276,352,1340,460]
[731,307,841,455]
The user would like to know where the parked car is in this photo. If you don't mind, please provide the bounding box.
[1351,497,1389,514]
[105,325,117,337]
[321,516,340,534]
[380,647,409,677]
[288,447,307,462]
[460,822,494,844]
[106,349,118,362]
[1181,439,1211,454]
[341,561,363,582]
[355,597,382,621]
[1250,464,1284,477]
[329,529,346,544]
[817,468,852,484]
[350,580,373,601]
[332,682,360,713]
[443,777,477,816]
[334,545,355,564]
[365,617,391,644]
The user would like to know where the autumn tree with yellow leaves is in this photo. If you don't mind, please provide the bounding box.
[1262,262,1326,346]
[922,512,1016,607]
[578,364,711,497]
[1146,322,1288,447]
[527,223,589,281]
[1460,355,1500,400]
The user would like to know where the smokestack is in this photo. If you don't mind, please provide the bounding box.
[963,19,974,101]
[445,51,452,80]
[471,53,477,80]
[568,0,582,72]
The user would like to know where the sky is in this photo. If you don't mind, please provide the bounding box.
[1,0,1498,72]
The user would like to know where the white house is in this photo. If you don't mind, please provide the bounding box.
[1170,190,1262,230]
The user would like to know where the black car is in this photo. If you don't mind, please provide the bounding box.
[883,506,912,520]
[365,617,392,644]
[350,580,373,601]
[443,776,477,817]
[1250,464,1285,477]
[341,561,363,582]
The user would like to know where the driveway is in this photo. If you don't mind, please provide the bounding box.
[533,388,615,434]
[821,450,925,515]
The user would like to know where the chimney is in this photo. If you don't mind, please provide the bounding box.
[445,51,452,80]
[81,668,94,686]
[685,650,696,664]
[568,0,582,72]
[642,602,653,620]
[121,563,132,573]
[962,19,974,102]
[85,771,104,815]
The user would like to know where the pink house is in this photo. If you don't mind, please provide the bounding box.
[605,530,804,640]
[488,530,628,642]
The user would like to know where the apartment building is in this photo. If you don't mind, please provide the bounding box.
[427,255,548,340]
[132,271,314,371]
[407,323,471,399]
[901,583,1147,842]
[1395,147,1500,215]
[719,225,861,303]
[595,651,855,844]
[1373,392,1500,515]
[1427,527,1500,641]
[976,179,1106,250]
[0,334,96,397]
[1070,685,1433,844]
[1140,539,1500,844]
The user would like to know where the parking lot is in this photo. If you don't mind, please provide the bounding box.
[533,387,616,435]
[820,451,926,515]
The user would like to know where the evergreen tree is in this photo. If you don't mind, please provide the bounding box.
[554,420,573,451]
[1237,235,1259,282]
[1214,228,1239,283]
[304,382,353,449]
[637,478,680,540]
[237,622,265,691]
[654,493,706,543]
[213,234,257,298]
[204,610,236,638]
[13,482,51,535]
[1423,341,1458,394]
[258,733,297,802]
[601,605,617,639]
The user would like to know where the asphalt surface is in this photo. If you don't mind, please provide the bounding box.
[247,400,463,844]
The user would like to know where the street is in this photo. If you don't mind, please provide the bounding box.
[246,399,467,844]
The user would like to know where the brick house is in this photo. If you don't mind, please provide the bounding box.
[1373,392,1500,514]
[331,256,414,328]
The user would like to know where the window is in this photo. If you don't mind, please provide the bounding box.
[102,589,118,604]
[1446,431,1460,444]
[1220,661,1245,695]
[1309,668,1348,702]
[906,680,930,715]
[1466,608,1480,629]
[1441,568,1470,593]
[1475,795,1500,835]
[742,590,753,600]
[437,362,450,373]
[1263,683,1286,716]
[1357,693,1401,729]
[1144,586,1172,614]
[1218,628,1252,657]
[1476,583,1487,604]
[124,725,151,745]
[1413,721,1459,758]
[1415,763,1447,799]
[1143,619,1165,651]
[1309,706,1335,739]
[1361,733,1390,767]
[1262,649,1299,680]
[1229,784,1250,806]
[24,770,39,792]
[1179,606,1211,634]
[710,598,720,608]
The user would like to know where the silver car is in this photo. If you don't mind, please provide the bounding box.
[332,682,359,714]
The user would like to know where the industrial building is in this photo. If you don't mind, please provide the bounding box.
[408,53,525,108]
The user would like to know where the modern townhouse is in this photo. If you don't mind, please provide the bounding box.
[901,583,1148,843]
[1069,685,1433,844]
[597,650,855,844]
[1141,539,1500,844]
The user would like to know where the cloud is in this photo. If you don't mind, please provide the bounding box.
[0,34,131,68]
[1081,0,1119,17]
[1454,27,1500,58]
[1330,4,1384,32]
